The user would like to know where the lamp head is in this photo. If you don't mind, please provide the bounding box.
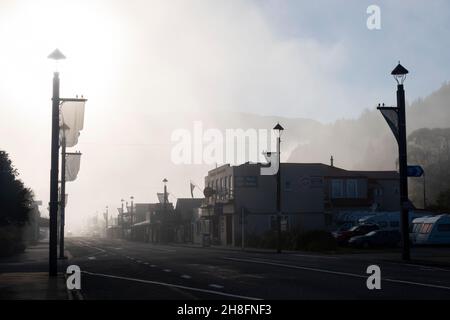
[273,123,284,137]
[163,178,168,184]
[391,62,409,85]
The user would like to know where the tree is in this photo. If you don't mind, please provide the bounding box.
[408,128,450,208]
[436,189,450,212]
[0,150,34,227]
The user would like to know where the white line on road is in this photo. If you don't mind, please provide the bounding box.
[224,257,450,291]
[81,271,261,300]
[150,265,157,268]
[163,269,172,272]
[88,257,96,260]
[181,275,191,279]
[292,254,339,259]
[209,284,224,289]
[144,262,150,265]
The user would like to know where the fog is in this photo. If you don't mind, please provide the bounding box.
[1,0,449,233]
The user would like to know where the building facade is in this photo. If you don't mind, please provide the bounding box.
[201,163,400,247]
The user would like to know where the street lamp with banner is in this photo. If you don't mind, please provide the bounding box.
[378,62,411,261]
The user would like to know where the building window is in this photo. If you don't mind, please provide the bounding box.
[331,179,344,198]
[346,179,358,198]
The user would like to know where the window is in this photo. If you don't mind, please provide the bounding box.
[437,224,450,232]
[331,179,344,198]
[346,179,358,198]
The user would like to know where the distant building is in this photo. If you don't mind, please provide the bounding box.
[129,202,175,243]
[201,163,400,247]
[174,198,203,243]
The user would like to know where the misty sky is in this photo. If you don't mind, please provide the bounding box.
[1,0,449,232]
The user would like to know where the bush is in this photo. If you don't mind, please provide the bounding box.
[295,230,337,252]
[0,226,26,257]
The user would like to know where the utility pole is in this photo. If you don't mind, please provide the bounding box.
[48,49,65,276]
[241,207,245,251]
[423,171,427,209]
[59,126,68,259]
[274,123,284,254]
[396,71,411,261]
[378,62,410,261]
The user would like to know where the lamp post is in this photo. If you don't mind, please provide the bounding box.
[274,123,284,254]
[163,179,168,243]
[59,123,69,259]
[104,206,109,238]
[121,199,125,238]
[48,49,65,276]
[130,196,134,225]
[378,62,410,261]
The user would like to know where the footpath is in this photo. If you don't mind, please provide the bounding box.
[0,240,68,300]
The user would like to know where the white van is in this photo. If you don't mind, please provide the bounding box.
[411,214,450,245]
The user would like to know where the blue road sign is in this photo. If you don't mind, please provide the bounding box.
[407,165,424,177]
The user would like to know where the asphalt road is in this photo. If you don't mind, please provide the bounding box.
[64,237,450,300]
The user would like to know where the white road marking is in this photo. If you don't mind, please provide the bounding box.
[81,271,261,300]
[292,254,339,259]
[181,275,192,279]
[88,257,96,260]
[150,265,157,268]
[225,257,450,291]
[144,262,150,265]
[209,284,224,289]
[163,269,172,272]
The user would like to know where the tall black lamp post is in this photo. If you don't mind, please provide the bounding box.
[274,123,284,254]
[48,49,65,276]
[378,62,410,261]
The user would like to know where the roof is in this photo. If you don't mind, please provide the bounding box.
[232,162,398,179]
[176,198,203,214]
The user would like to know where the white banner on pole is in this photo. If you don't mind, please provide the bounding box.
[65,152,82,182]
[59,101,86,147]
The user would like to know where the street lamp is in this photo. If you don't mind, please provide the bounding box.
[47,49,66,276]
[121,198,125,238]
[273,123,284,254]
[378,62,410,261]
[130,196,134,226]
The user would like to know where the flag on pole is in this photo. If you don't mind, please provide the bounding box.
[59,100,86,147]
[65,152,82,182]
[157,193,169,203]
[378,106,399,144]
[190,181,195,198]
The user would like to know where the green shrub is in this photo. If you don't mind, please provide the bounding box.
[294,230,337,251]
[0,226,26,257]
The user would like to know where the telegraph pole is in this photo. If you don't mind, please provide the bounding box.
[274,123,284,254]
[59,127,67,259]
[397,79,410,261]
[48,49,66,276]
[378,62,410,261]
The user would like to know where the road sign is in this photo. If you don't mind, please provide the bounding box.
[407,165,424,177]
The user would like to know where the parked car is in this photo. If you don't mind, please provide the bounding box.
[348,230,401,248]
[411,214,450,245]
[333,224,380,245]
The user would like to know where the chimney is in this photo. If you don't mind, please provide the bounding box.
[330,155,334,167]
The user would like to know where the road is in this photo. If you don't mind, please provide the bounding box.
[65,237,450,300]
